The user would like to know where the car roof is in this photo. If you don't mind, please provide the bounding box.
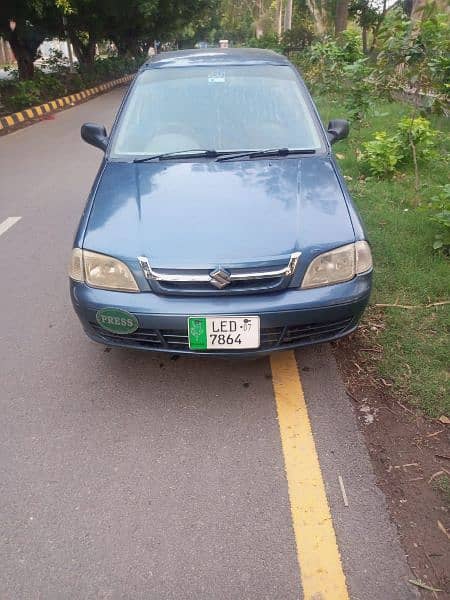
[143,48,292,69]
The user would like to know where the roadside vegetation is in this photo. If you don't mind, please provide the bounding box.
[291,8,449,417]
[316,92,449,416]
[0,0,214,114]
[0,53,141,114]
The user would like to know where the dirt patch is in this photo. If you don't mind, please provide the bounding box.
[333,312,450,598]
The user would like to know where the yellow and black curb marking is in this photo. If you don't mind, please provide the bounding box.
[0,73,134,134]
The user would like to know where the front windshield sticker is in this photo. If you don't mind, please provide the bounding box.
[208,72,226,83]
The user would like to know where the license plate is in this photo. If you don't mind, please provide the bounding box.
[188,316,260,350]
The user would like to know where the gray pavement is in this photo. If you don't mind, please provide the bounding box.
[0,88,416,599]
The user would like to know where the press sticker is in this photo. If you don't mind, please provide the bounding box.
[96,307,139,335]
[208,71,226,83]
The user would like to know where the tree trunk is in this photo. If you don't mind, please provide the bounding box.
[114,35,141,58]
[411,0,427,21]
[305,0,328,36]
[284,0,293,32]
[8,33,35,79]
[68,29,96,66]
[254,0,264,38]
[0,38,6,65]
[277,0,284,36]
[335,0,349,36]
[362,26,368,54]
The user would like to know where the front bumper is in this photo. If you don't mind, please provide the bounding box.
[70,272,371,357]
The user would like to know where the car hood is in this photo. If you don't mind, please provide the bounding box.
[83,158,355,268]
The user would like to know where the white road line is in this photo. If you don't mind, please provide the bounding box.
[0,217,22,238]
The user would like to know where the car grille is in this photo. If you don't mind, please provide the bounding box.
[138,253,300,297]
[154,276,284,296]
[89,317,353,352]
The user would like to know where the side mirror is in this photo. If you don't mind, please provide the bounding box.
[327,119,349,144]
[81,122,108,151]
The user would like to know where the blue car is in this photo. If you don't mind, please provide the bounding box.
[69,48,372,356]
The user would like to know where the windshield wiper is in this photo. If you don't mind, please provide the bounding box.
[216,148,316,162]
[134,149,220,163]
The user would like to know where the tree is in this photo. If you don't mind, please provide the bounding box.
[349,0,386,53]
[62,0,217,64]
[411,0,448,21]
[284,0,293,31]
[0,1,61,79]
[304,0,328,35]
[220,0,282,40]
[335,0,349,35]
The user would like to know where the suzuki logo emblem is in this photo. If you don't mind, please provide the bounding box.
[209,268,231,289]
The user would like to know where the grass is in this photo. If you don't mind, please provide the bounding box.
[432,474,450,507]
[314,93,449,417]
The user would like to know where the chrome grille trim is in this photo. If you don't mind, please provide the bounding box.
[137,252,301,284]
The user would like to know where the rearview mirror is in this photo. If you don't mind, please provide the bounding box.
[81,122,108,151]
[327,119,349,145]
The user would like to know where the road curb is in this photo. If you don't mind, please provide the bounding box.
[0,73,134,134]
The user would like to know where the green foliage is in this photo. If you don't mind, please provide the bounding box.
[281,24,314,52]
[6,79,42,112]
[424,184,450,251]
[33,70,65,99]
[293,31,364,94]
[396,115,439,160]
[343,57,374,121]
[247,33,282,52]
[315,93,449,416]
[293,38,344,93]
[349,0,382,32]
[432,473,450,505]
[373,7,450,105]
[77,56,141,86]
[339,28,363,63]
[360,131,403,176]
[1,56,141,113]
[360,116,439,176]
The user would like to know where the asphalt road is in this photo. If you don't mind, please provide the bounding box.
[0,88,418,600]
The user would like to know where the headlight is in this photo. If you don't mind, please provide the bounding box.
[301,241,372,289]
[69,248,139,292]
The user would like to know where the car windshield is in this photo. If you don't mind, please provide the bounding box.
[110,65,323,158]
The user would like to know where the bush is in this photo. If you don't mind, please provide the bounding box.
[360,131,404,176]
[281,25,314,53]
[292,32,363,95]
[343,57,375,121]
[396,115,438,160]
[424,184,450,251]
[6,79,42,112]
[373,7,450,106]
[0,55,142,114]
[247,33,283,52]
[360,116,439,176]
[293,38,345,93]
[33,71,66,99]
[339,29,364,63]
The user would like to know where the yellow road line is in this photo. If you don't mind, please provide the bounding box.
[270,351,349,600]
